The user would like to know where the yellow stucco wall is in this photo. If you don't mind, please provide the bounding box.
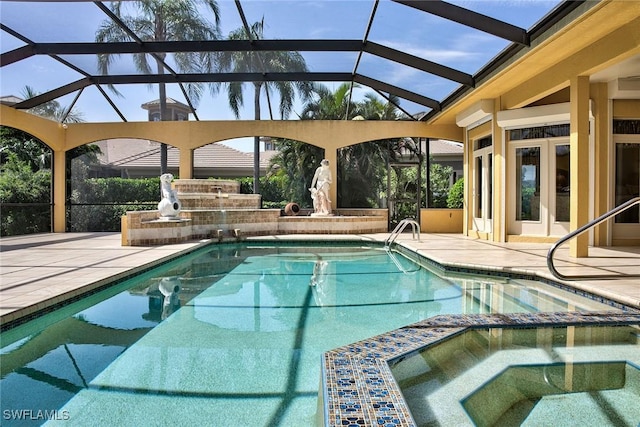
[0,109,463,152]
[420,209,463,233]
[1,105,462,232]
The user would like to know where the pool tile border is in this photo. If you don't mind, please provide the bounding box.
[321,311,640,427]
[394,244,638,311]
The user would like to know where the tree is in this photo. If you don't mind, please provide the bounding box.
[344,91,414,207]
[21,86,85,124]
[0,152,51,236]
[299,82,357,120]
[268,138,324,207]
[218,18,313,194]
[447,177,464,209]
[95,0,221,173]
[0,125,53,236]
[428,162,454,208]
[298,83,412,207]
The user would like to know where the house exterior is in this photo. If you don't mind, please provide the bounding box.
[428,2,640,251]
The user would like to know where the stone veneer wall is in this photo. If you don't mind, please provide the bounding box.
[179,194,261,210]
[122,211,194,246]
[174,179,260,210]
[278,210,388,235]
[181,209,281,239]
[123,208,389,246]
[173,179,240,194]
[121,179,389,246]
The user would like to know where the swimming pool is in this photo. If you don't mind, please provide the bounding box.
[0,242,622,426]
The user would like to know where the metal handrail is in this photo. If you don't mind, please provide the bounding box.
[385,218,421,249]
[547,196,640,281]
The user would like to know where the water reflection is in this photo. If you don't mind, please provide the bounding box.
[144,276,182,321]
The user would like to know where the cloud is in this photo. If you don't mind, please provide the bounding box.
[379,40,481,63]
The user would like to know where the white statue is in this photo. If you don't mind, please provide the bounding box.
[309,159,333,216]
[158,173,181,218]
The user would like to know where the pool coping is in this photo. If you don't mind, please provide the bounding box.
[320,311,640,427]
[0,240,213,331]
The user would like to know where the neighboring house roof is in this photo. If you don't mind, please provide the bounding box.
[428,139,463,156]
[93,139,277,177]
[0,95,23,106]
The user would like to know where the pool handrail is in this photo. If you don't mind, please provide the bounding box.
[385,218,421,250]
[547,196,640,281]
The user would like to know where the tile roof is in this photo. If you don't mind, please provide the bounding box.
[94,139,277,174]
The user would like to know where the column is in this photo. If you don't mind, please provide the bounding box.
[569,76,590,257]
[591,83,609,246]
[492,98,504,242]
[52,150,66,232]
[179,148,194,179]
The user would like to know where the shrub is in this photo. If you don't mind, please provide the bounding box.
[446,178,464,209]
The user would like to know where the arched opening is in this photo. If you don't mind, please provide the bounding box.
[0,126,53,236]
[338,137,463,229]
[67,138,169,232]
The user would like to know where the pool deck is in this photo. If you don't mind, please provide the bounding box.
[1,231,639,326]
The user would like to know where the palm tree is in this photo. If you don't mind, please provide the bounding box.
[22,86,84,125]
[218,18,313,194]
[299,82,358,120]
[268,138,323,207]
[95,0,221,173]
[300,83,411,207]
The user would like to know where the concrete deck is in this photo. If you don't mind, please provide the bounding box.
[1,232,639,326]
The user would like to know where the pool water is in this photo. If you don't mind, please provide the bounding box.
[0,243,619,426]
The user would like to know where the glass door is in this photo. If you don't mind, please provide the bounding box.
[509,138,570,236]
[472,138,493,234]
[612,139,640,242]
[550,143,571,235]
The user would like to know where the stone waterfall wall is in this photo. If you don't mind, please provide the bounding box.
[122,179,388,246]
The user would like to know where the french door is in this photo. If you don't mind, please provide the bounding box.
[612,137,640,243]
[508,138,571,236]
[472,146,493,233]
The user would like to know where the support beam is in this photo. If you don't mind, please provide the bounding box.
[53,150,66,233]
[179,148,194,179]
[393,0,528,45]
[569,76,590,258]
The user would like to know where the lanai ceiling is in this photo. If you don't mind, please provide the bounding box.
[1,0,574,123]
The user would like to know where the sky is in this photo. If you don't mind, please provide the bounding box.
[0,0,561,151]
